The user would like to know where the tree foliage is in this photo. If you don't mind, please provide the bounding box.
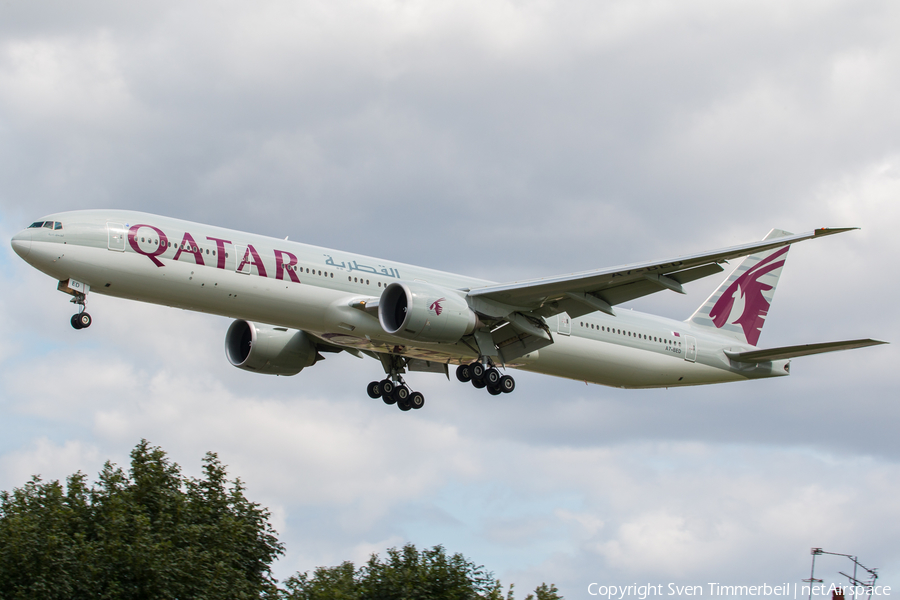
[0,441,562,599]
[0,440,283,599]
[282,543,562,600]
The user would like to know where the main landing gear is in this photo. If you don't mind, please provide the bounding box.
[366,378,425,412]
[456,362,515,396]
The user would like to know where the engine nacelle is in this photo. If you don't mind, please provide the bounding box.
[378,281,477,343]
[225,320,318,376]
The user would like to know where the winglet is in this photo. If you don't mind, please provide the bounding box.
[813,227,859,237]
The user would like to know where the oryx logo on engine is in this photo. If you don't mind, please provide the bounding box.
[429,298,445,315]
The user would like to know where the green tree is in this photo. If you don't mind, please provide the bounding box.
[0,440,283,599]
[282,543,562,599]
[525,582,563,600]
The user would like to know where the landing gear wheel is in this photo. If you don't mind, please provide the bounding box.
[485,368,501,386]
[381,379,396,404]
[472,378,487,389]
[456,365,471,383]
[499,375,516,393]
[392,386,410,403]
[397,397,412,411]
[71,313,92,329]
[470,363,485,380]
[487,385,502,396]
[409,391,425,410]
[367,381,382,398]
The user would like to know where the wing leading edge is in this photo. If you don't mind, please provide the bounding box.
[466,227,855,320]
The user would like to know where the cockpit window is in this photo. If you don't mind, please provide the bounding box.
[27,220,63,230]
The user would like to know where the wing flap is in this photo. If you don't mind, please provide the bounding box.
[724,339,887,362]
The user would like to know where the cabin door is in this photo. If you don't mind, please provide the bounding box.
[684,335,697,362]
[557,313,571,336]
[107,223,126,251]
[234,245,252,274]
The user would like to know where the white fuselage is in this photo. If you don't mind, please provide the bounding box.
[11,210,788,389]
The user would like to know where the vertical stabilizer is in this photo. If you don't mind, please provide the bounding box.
[687,229,792,346]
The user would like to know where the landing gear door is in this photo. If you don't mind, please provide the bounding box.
[107,223,126,251]
[234,245,251,274]
[557,312,571,336]
[684,335,697,362]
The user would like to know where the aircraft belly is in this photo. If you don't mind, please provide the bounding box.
[523,335,743,388]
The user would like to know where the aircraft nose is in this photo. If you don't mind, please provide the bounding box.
[10,229,32,259]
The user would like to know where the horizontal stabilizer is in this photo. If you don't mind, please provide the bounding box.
[724,339,887,362]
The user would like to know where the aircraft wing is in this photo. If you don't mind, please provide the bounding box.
[724,339,887,362]
[466,228,854,319]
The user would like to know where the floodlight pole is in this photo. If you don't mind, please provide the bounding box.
[804,548,824,600]
[804,548,878,600]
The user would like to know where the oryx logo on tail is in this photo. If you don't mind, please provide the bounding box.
[688,230,794,347]
[708,246,788,345]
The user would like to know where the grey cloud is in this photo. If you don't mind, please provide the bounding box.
[2,0,899,597]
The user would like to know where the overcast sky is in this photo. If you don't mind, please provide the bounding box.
[1,0,898,597]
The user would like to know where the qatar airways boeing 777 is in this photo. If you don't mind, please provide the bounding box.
[10,210,885,411]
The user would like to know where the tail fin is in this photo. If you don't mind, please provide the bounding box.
[688,229,792,346]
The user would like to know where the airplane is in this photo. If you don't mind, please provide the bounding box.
[10,210,886,411]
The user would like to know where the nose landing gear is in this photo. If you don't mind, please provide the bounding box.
[71,312,92,330]
[69,291,92,330]
[58,279,93,330]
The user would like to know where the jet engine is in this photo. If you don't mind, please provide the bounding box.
[378,281,478,343]
[225,320,319,375]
